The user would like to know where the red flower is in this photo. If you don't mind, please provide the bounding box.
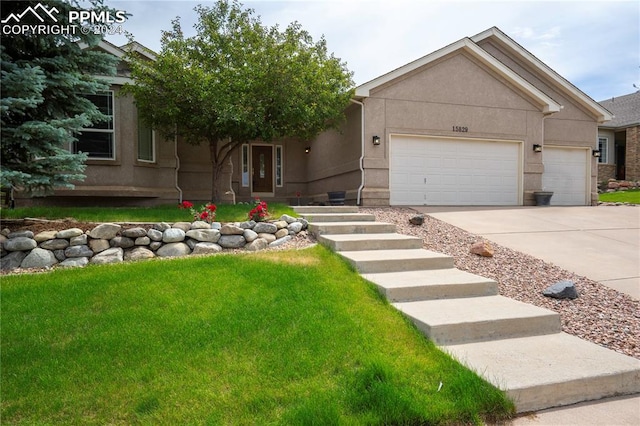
[199,211,209,220]
[206,203,217,212]
[180,201,193,209]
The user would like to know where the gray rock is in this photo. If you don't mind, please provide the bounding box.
[218,235,246,248]
[156,242,191,257]
[543,280,579,300]
[297,218,309,229]
[239,220,256,229]
[54,249,66,261]
[287,222,303,233]
[273,220,288,229]
[163,228,185,243]
[279,214,297,224]
[4,237,37,251]
[122,227,147,238]
[0,228,9,237]
[185,239,197,250]
[246,238,268,251]
[172,222,192,232]
[88,223,121,240]
[253,222,277,234]
[409,214,425,226]
[91,247,124,264]
[40,238,69,251]
[125,247,155,261]
[210,222,222,230]
[1,251,27,270]
[69,234,88,246]
[21,248,58,269]
[64,245,93,258]
[192,242,223,255]
[269,235,292,247]
[147,228,163,241]
[275,228,289,239]
[153,222,171,231]
[59,257,89,268]
[220,224,244,235]
[243,229,258,242]
[190,221,211,230]
[89,239,110,253]
[56,228,83,239]
[34,230,58,242]
[9,230,34,239]
[135,236,151,246]
[149,241,162,251]
[110,236,135,249]
[185,229,221,242]
[258,233,277,243]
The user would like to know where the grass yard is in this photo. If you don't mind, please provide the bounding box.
[0,202,297,223]
[1,245,514,425]
[599,189,640,204]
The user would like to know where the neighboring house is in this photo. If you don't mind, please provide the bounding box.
[17,27,612,207]
[597,91,640,182]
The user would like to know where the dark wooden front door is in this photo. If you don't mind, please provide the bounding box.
[252,145,273,193]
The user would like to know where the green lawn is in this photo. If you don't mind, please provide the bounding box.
[1,245,514,425]
[0,203,297,223]
[599,189,640,204]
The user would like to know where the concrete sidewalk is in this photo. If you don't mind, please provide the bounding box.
[416,206,639,299]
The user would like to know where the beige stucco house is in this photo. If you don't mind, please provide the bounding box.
[17,26,612,207]
[597,92,640,183]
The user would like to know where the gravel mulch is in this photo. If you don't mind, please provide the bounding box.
[361,207,640,359]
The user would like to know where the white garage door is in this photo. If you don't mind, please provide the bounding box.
[542,147,589,205]
[389,135,521,206]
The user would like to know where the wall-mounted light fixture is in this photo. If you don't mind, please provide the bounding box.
[533,144,543,153]
[592,149,601,158]
[305,146,311,154]
[372,135,381,146]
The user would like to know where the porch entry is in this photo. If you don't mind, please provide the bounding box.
[251,145,274,195]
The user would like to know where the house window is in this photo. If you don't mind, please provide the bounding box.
[74,92,115,159]
[275,145,283,187]
[598,137,608,163]
[241,144,249,187]
[137,117,155,162]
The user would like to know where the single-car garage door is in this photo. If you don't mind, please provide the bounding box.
[389,135,521,206]
[542,146,589,205]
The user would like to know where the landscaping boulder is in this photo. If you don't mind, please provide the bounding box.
[287,222,303,234]
[218,235,246,248]
[40,238,69,250]
[243,229,258,243]
[192,242,223,255]
[135,236,151,246]
[91,247,124,264]
[190,221,211,230]
[269,235,292,247]
[89,223,121,240]
[409,214,425,226]
[89,239,110,253]
[70,234,88,246]
[280,214,297,224]
[110,236,135,249]
[65,245,93,258]
[543,280,579,300]
[147,229,163,241]
[59,257,89,268]
[125,247,155,261]
[258,233,276,243]
[246,238,268,251]
[185,229,220,242]
[34,230,58,242]
[220,224,244,235]
[21,248,58,269]
[56,228,83,239]
[470,241,495,257]
[1,251,27,271]
[122,227,147,238]
[157,242,191,257]
[4,237,37,252]
[9,230,34,239]
[253,222,277,234]
[172,222,192,232]
[163,228,185,243]
[153,222,171,231]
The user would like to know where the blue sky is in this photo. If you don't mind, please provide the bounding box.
[106,0,639,101]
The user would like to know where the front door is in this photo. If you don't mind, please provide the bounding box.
[252,145,273,194]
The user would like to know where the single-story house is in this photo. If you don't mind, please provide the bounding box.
[597,91,640,183]
[16,26,613,207]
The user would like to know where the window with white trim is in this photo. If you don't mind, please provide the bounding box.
[137,117,155,162]
[598,137,608,163]
[74,92,115,159]
[275,145,283,187]
[241,144,249,187]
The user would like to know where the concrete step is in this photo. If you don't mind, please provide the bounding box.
[292,206,359,214]
[300,213,376,222]
[338,249,454,274]
[363,269,498,302]
[393,295,561,345]
[443,333,640,413]
[319,233,423,251]
[309,221,397,236]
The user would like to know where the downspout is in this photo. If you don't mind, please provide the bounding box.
[174,127,183,203]
[350,98,365,205]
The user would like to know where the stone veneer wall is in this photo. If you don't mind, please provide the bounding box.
[0,215,308,272]
[626,126,639,181]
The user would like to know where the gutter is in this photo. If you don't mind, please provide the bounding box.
[350,98,365,205]
[174,128,183,203]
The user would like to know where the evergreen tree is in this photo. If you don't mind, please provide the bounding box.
[1,0,120,196]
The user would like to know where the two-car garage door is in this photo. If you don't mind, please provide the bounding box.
[389,135,521,206]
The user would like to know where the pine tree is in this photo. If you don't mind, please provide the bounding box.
[0,0,120,196]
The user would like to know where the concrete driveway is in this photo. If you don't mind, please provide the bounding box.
[412,206,639,299]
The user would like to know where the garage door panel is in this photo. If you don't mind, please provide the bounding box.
[542,147,588,206]
[390,135,521,206]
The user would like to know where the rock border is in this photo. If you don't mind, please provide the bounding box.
[1,214,309,271]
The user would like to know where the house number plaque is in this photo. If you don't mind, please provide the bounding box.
[452,126,469,132]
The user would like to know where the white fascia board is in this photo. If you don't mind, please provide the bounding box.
[79,39,126,58]
[355,38,561,114]
[472,27,613,123]
[94,75,133,85]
